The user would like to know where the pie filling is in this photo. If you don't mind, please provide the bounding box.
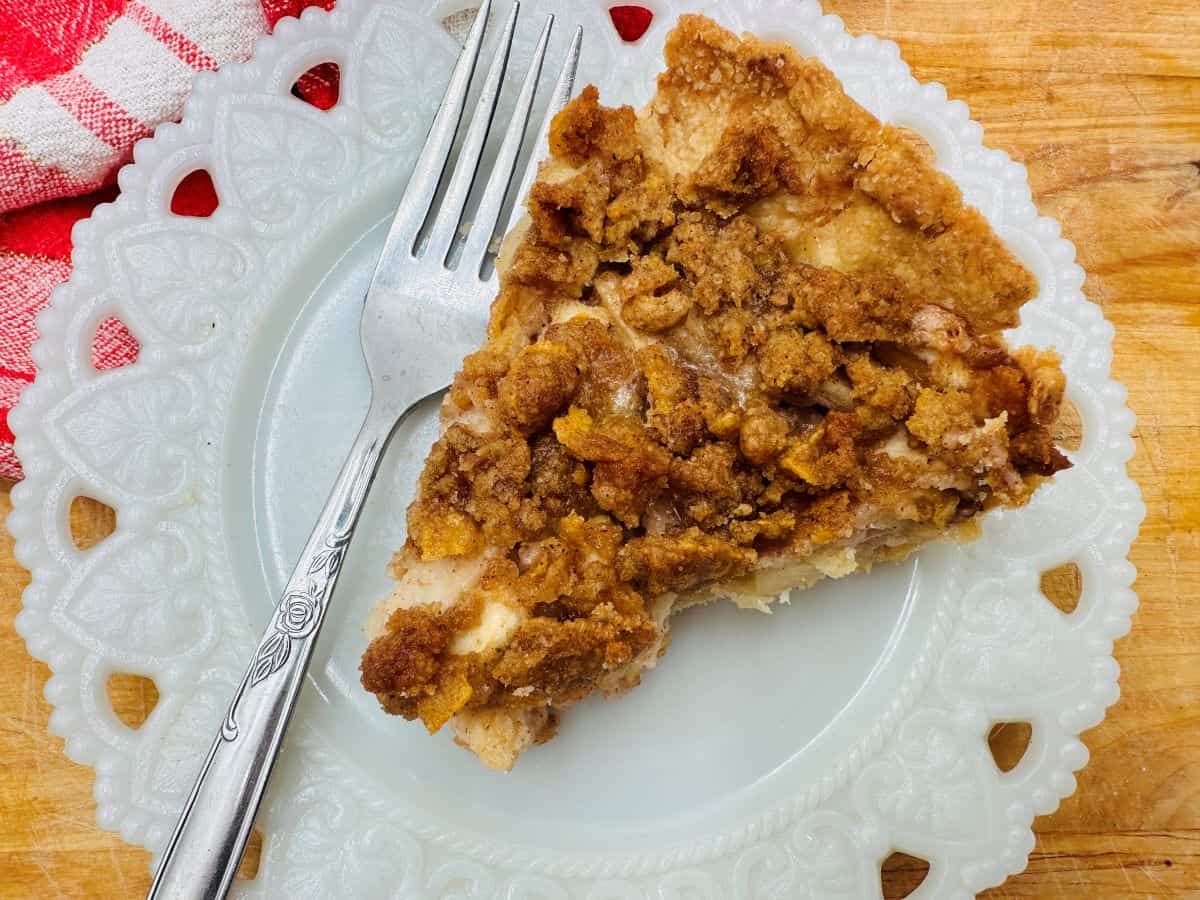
[359,15,1070,771]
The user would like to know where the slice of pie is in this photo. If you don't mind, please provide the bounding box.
[360,15,1070,770]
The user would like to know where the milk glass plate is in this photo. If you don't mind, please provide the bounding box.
[8,1,1143,896]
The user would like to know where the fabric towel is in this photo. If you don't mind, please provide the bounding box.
[0,0,337,480]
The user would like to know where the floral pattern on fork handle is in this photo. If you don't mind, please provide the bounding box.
[150,407,396,899]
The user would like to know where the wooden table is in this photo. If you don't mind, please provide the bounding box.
[2,1,1197,896]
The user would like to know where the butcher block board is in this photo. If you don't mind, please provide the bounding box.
[1,0,1198,896]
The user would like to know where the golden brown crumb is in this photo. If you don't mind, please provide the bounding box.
[739,404,791,465]
[549,84,641,169]
[492,604,660,704]
[758,328,838,398]
[617,528,757,595]
[639,344,706,454]
[682,122,791,214]
[497,341,582,434]
[846,354,916,429]
[361,599,480,723]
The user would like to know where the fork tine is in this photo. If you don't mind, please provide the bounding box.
[425,1,522,265]
[375,0,493,265]
[458,13,554,273]
[502,25,582,236]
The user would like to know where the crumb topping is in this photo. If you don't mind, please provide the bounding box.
[361,15,1068,743]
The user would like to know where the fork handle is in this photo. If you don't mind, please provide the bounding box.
[147,401,399,900]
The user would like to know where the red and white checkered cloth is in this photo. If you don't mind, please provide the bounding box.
[0,0,339,481]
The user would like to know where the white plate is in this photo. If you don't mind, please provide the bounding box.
[9,1,1144,897]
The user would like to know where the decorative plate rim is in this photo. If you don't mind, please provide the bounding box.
[8,1,1145,896]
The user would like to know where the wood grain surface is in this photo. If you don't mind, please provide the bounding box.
[2,1,1198,896]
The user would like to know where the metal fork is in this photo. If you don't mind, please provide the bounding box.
[148,4,581,896]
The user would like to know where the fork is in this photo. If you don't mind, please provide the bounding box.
[147,4,581,896]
